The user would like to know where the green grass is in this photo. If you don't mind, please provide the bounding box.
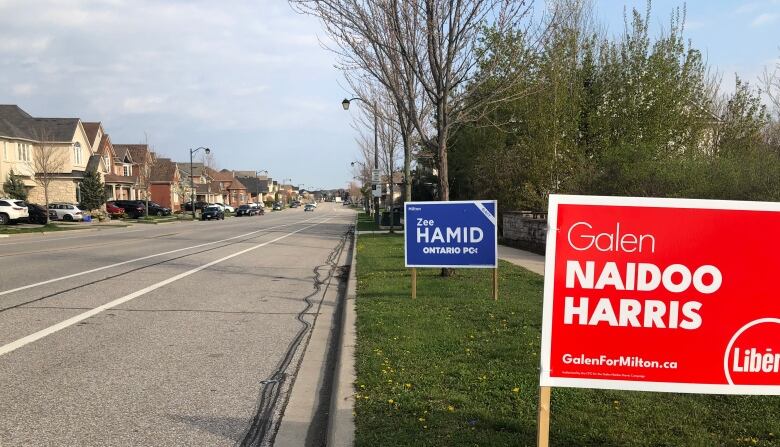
[357,212,381,231]
[354,234,780,447]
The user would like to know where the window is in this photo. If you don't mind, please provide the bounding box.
[103,156,110,172]
[73,142,82,165]
[2,141,6,160]
[16,143,30,162]
[123,165,131,177]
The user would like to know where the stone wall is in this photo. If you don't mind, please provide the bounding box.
[27,179,77,205]
[501,211,548,255]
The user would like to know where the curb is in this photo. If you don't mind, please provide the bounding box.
[328,221,358,446]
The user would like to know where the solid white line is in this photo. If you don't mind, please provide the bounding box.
[0,218,333,358]
[0,216,321,297]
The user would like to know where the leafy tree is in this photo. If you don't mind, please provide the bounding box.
[79,169,106,211]
[2,170,28,201]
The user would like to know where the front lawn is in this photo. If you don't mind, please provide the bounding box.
[354,234,780,446]
[0,223,88,234]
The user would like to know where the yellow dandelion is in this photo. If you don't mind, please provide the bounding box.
[418,417,426,422]
[512,387,520,393]
[447,405,455,412]
[388,399,394,404]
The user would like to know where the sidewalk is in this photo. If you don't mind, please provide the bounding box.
[498,244,545,276]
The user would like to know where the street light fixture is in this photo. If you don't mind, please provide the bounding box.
[342,97,379,226]
[189,146,210,220]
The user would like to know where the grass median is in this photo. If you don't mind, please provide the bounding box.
[354,234,780,446]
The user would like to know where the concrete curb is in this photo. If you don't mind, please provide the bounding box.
[328,222,358,446]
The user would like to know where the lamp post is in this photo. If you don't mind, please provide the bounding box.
[255,170,268,205]
[189,146,210,220]
[342,97,379,226]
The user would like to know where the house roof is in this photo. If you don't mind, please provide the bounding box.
[115,146,133,163]
[237,176,269,194]
[0,105,79,142]
[85,155,102,172]
[114,144,151,164]
[229,177,247,190]
[104,173,136,184]
[150,158,178,182]
[82,122,101,146]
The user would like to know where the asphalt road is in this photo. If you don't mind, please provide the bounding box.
[0,203,355,446]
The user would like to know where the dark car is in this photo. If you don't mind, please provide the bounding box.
[201,206,224,220]
[112,200,145,218]
[25,203,58,224]
[236,204,258,216]
[272,202,283,211]
[290,201,300,208]
[146,201,172,216]
[183,201,209,211]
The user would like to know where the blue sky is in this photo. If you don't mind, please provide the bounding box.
[0,1,777,189]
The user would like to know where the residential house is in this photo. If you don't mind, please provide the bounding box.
[210,169,250,207]
[149,158,182,210]
[0,105,104,205]
[175,162,220,206]
[114,144,155,201]
[83,122,136,201]
[235,173,270,203]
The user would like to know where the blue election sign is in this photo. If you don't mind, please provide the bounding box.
[404,200,497,268]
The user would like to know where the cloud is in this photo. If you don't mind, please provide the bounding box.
[12,84,35,96]
[751,12,779,26]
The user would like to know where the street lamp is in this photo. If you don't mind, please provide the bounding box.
[255,170,268,204]
[189,146,210,220]
[342,97,379,226]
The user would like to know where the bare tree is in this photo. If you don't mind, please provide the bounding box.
[136,151,158,217]
[31,130,67,224]
[293,0,546,204]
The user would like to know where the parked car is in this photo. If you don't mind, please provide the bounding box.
[212,203,235,213]
[146,201,172,216]
[24,203,57,224]
[105,201,125,218]
[290,201,300,208]
[48,203,84,221]
[304,203,316,212]
[112,200,146,218]
[236,204,258,216]
[0,198,29,225]
[272,202,283,211]
[183,201,209,211]
[201,206,224,220]
[256,206,265,215]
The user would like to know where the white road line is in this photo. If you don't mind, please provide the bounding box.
[0,218,333,358]
[0,216,322,297]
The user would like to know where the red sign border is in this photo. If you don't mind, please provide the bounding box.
[540,194,780,395]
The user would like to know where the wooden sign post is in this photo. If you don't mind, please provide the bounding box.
[492,267,498,300]
[411,268,417,299]
[537,386,551,447]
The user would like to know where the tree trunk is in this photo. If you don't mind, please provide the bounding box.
[438,119,453,277]
[403,133,412,202]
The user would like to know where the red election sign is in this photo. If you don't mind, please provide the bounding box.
[540,195,780,395]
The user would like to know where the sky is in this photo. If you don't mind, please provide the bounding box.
[1,0,778,189]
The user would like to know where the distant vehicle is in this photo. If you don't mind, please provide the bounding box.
[183,201,209,212]
[23,203,56,224]
[256,206,265,215]
[210,203,225,212]
[236,204,258,216]
[304,203,315,212]
[105,201,125,218]
[48,203,84,221]
[223,204,235,213]
[335,197,342,203]
[201,206,224,220]
[290,202,300,208]
[272,202,283,211]
[0,198,29,225]
[112,200,146,218]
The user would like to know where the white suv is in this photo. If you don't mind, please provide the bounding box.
[0,198,29,225]
[48,203,84,221]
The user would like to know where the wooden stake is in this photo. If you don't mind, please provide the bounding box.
[537,386,551,447]
[492,267,499,301]
[411,268,417,299]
